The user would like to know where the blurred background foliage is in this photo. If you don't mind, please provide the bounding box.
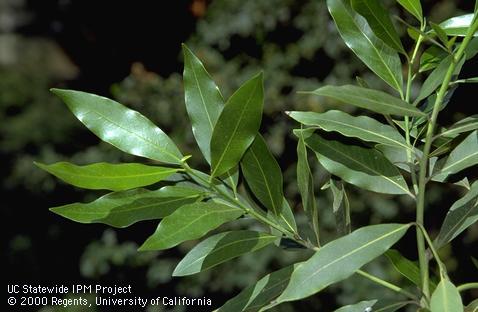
[2,0,477,311]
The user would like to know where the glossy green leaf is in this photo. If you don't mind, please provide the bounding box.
[305,134,412,196]
[50,89,183,164]
[276,223,411,303]
[182,44,224,164]
[440,14,478,37]
[210,73,264,177]
[334,300,377,312]
[385,249,437,291]
[35,162,177,191]
[434,181,478,249]
[296,129,320,242]
[351,0,405,54]
[330,179,351,236]
[241,134,283,214]
[430,279,463,312]
[269,199,298,234]
[420,46,447,73]
[327,0,403,92]
[439,116,478,138]
[434,131,478,181]
[50,186,203,228]
[289,110,409,150]
[415,56,453,104]
[216,265,296,312]
[308,85,424,117]
[430,22,450,48]
[396,0,423,21]
[139,202,243,251]
[465,299,478,312]
[173,231,277,276]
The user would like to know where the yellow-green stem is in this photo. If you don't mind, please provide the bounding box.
[415,17,478,303]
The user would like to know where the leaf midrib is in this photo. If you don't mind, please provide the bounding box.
[212,82,259,177]
[147,206,240,247]
[249,148,278,212]
[314,139,410,195]
[179,234,276,272]
[301,113,409,150]
[52,167,177,181]
[439,196,478,244]
[282,225,408,297]
[342,3,401,91]
[82,109,180,162]
[440,150,478,174]
[362,0,402,52]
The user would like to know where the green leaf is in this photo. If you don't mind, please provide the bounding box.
[289,110,409,150]
[49,186,203,228]
[275,223,411,303]
[330,179,351,236]
[420,46,448,73]
[210,73,264,177]
[439,115,478,138]
[396,0,423,21]
[375,302,409,312]
[415,56,453,104]
[430,279,463,312]
[327,0,403,92]
[307,85,424,116]
[139,202,243,251]
[334,300,377,312]
[241,134,283,215]
[465,299,478,312]
[173,231,277,276]
[351,0,405,54]
[440,14,478,37]
[216,265,296,312]
[385,249,437,291]
[182,44,224,164]
[434,131,478,181]
[296,129,320,242]
[270,199,298,234]
[304,133,412,196]
[35,162,177,191]
[50,89,182,164]
[434,181,478,249]
[430,22,450,48]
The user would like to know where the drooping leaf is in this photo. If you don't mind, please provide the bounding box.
[139,202,243,251]
[434,181,478,249]
[210,73,264,177]
[440,14,478,37]
[307,85,424,117]
[385,249,437,291]
[304,133,412,196]
[330,179,351,236]
[334,300,377,312]
[396,0,423,21]
[433,131,478,181]
[351,0,405,54]
[173,231,277,276]
[275,223,411,303]
[430,279,463,312]
[50,89,183,164]
[241,134,284,215]
[35,162,178,191]
[289,110,409,150]
[50,186,203,228]
[327,0,403,92]
[216,265,296,312]
[182,44,224,164]
[439,115,478,138]
[295,129,320,243]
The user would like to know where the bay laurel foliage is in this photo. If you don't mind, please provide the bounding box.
[37,0,478,310]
